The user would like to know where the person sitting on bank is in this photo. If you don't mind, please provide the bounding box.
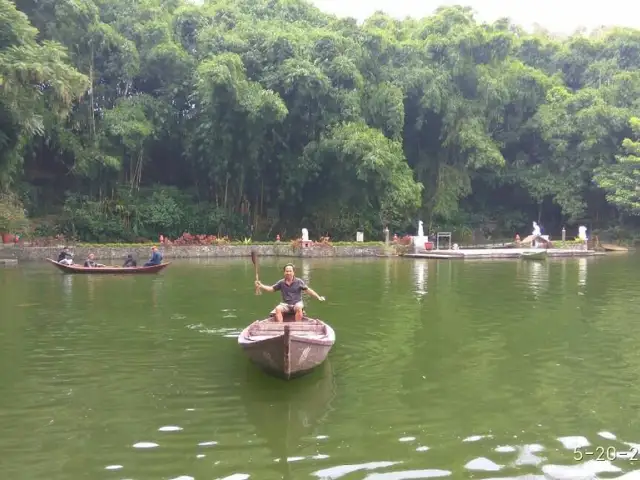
[84,253,105,268]
[57,247,74,265]
[254,263,325,322]
[143,246,162,267]
[123,254,137,267]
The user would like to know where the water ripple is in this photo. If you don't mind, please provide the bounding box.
[365,470,451,479]
[133,442,159,449]
[312,461,401,479]
[186,323,241,337]
[158,425,183,432]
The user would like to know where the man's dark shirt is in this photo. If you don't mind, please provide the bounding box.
[84,260,98,267]
[124,258,137,267]
[272,277,308,305]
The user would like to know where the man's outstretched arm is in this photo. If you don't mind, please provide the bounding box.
[256,281,275,293]
[305,287,325,301]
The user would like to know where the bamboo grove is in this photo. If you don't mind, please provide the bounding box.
[1,0,640,242]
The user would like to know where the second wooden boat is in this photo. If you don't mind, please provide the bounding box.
[46,258,171,274]
[601,243,629,252]
[238,313,335,380]
[520,250,548,260]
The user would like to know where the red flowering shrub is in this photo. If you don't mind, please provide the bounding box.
[165,232,229,245]
[394,234,413,246]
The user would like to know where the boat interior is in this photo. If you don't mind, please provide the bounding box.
[247,316,328,340]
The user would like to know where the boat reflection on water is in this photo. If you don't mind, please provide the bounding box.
[151,277,165,309]
[85,274,104,303]
[62,274,73,298]
[238,359,336,478]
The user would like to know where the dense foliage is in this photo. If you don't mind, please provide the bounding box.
[2,0,640,242]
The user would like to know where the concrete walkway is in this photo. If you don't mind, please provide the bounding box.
[403,247,603,259]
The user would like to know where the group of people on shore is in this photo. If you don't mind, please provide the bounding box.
[56,246,163,268]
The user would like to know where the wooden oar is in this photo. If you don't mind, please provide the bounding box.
[251,249,261,295]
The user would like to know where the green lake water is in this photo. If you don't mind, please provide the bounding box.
[1,254,640,479]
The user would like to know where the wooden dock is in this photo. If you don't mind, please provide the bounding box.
[403,248,604,260]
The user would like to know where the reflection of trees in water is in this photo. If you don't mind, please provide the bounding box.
[530,330,640,435]
[86,275,98,302]
[254,257,640,452]
[58,273,167,317]
[549,256,640,432]
[62,275,73,305]
[0,269,30,393]
[238,361,336,479]
[397,259,620,435]
[314,259,423,456]
[151,277,165,309]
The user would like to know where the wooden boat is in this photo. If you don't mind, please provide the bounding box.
[520,250,548,260]
[601,243,629,252]
[46,258,171,274]
[238,312,335,380]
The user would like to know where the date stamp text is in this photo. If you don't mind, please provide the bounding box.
[574,446,640,462]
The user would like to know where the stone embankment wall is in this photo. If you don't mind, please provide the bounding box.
[2,244,386,261]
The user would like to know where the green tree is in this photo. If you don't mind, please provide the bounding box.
[593,117,640,216]
[3,0,640,242]
[0,0,88,186]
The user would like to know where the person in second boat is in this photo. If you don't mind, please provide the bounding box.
[255,263,325,322]
[143,246,162,267]
[84,253,105,268]
[123,254,137,267]
[57,247,74,265]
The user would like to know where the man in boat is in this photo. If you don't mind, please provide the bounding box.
[143,246,162,267]
[57,247,74,265]
[123,254,137,267]
[255,263,325,322]
[84,253,105,268]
